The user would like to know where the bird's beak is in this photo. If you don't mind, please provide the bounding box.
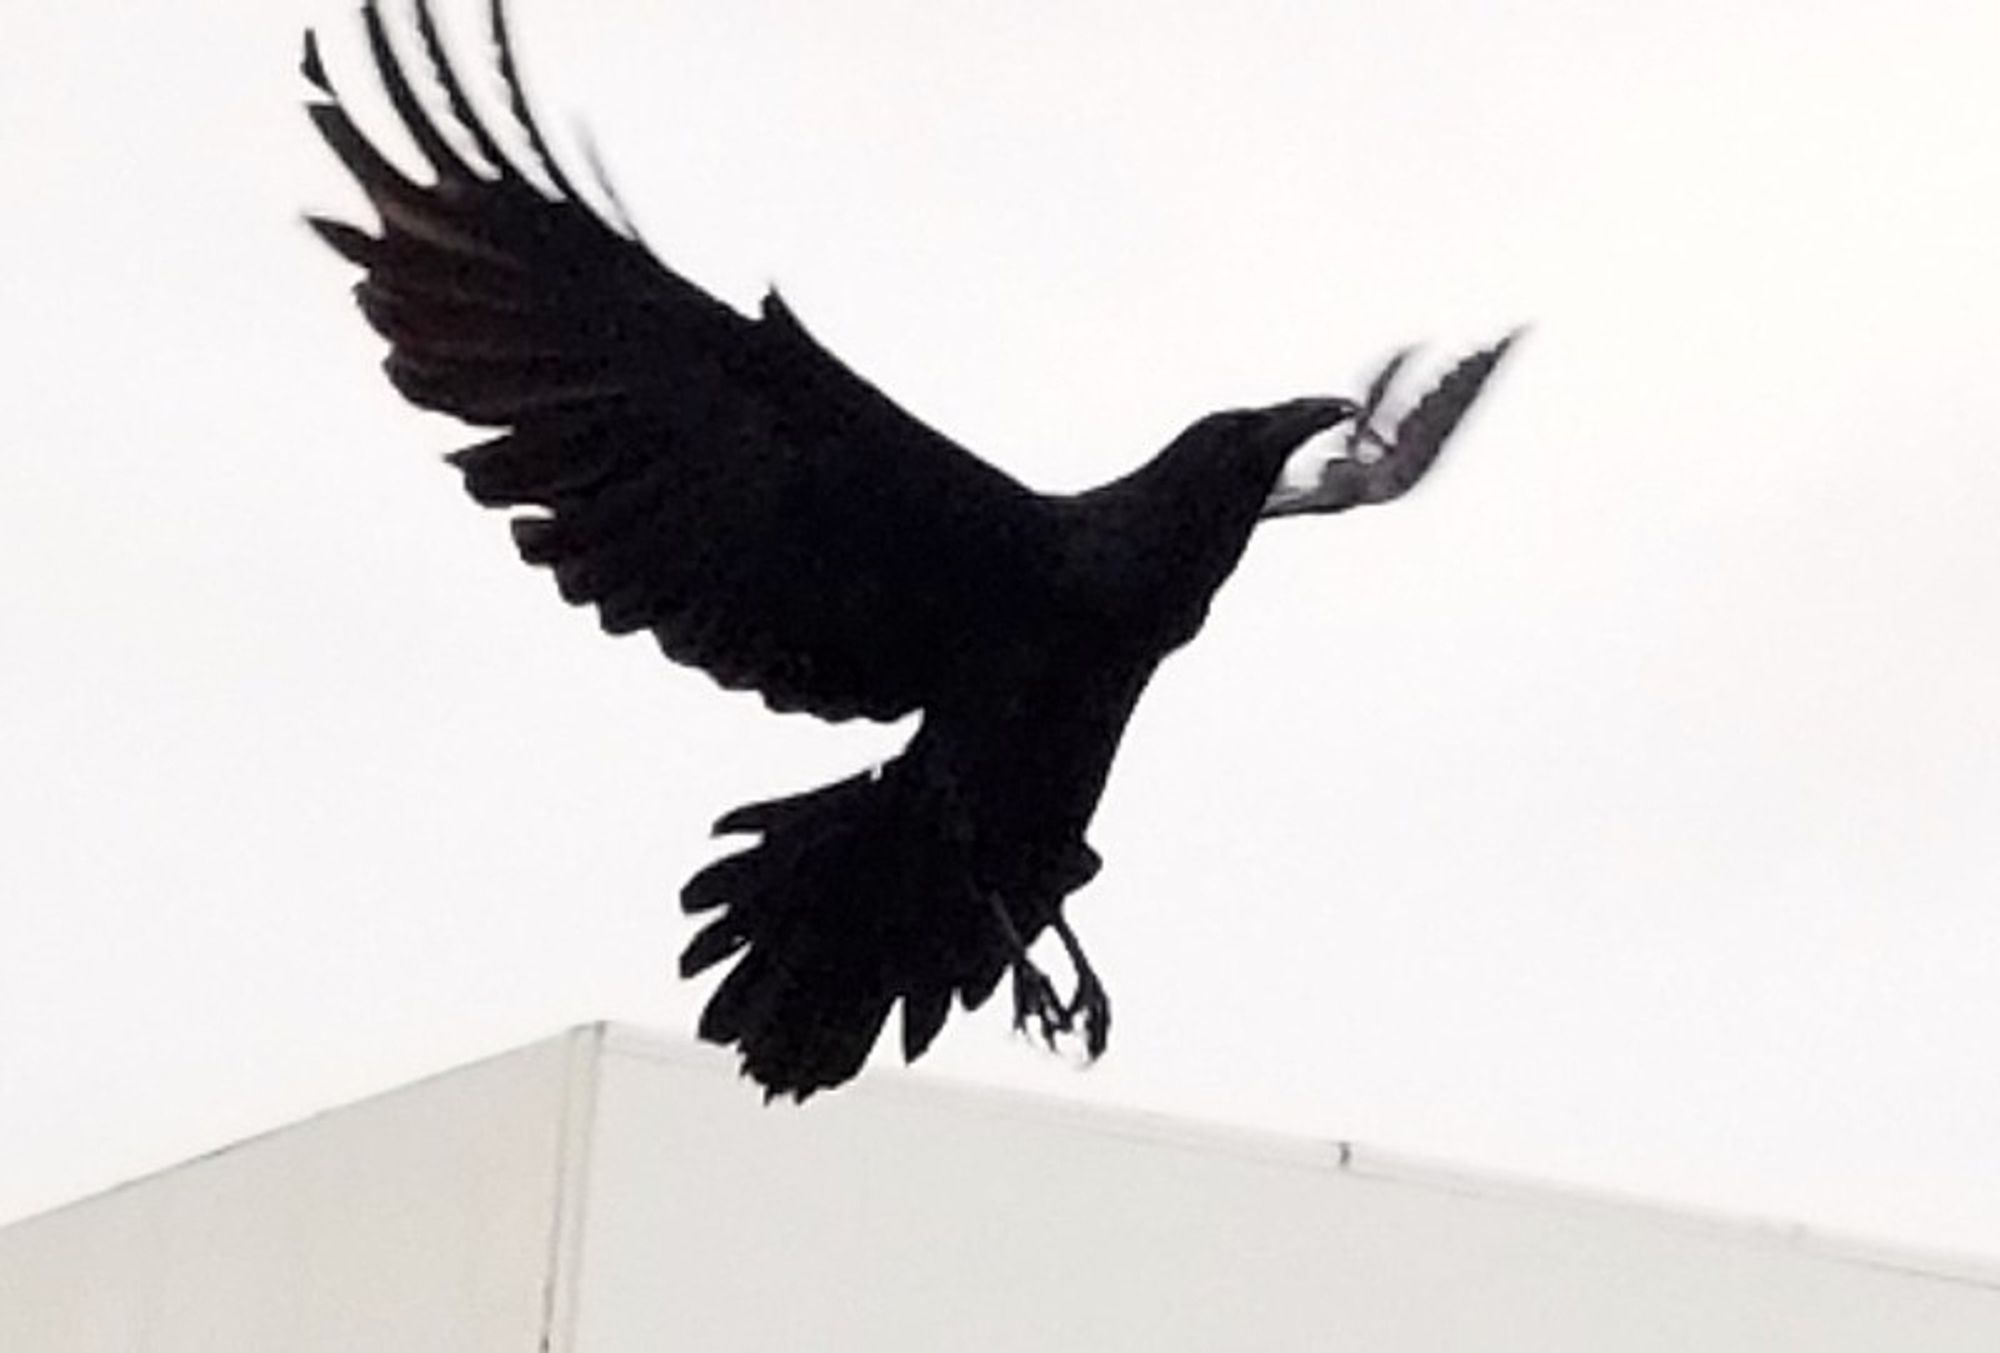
[1258,397,1358,516]
[1262,396,1360,449]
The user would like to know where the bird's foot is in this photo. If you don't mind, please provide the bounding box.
[1064,960,1111,1061]
[1050,913,1111,1061]
[1011,957,1072,1049]
[989,891,1111,1059]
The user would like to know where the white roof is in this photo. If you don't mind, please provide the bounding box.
[6,1022,1998,1351]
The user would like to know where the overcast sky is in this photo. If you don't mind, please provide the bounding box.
[5,0,1998,1259]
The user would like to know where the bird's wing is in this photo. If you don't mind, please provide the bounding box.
[304,0,1048,721]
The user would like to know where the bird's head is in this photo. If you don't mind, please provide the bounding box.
[1247,396,1365,504]
[1132,329,1518,536]
[1080,395,1363,648]
[1154,396,1361,516]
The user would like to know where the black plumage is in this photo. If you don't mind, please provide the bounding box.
[304,0,1515,1099]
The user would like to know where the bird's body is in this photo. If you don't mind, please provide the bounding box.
[305,0,1514,1099]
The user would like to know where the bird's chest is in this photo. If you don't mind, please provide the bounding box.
[932,618,1154,821]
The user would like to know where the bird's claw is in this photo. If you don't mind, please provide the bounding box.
[1011,958,1071,1049]
[1007,955,1111,1061]
[1067,963,1111,1061]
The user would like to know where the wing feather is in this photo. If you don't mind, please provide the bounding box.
[306,0,1050,721]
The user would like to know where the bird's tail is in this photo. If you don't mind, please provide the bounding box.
[679,764,1009,1100]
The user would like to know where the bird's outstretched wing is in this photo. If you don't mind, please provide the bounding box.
[304,0,1049,721]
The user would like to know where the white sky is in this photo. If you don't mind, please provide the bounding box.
[5,0,1998,1259]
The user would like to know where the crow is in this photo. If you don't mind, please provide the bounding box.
[303,0,1515,1100]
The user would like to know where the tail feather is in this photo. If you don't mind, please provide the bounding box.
[681,767,1005,1100]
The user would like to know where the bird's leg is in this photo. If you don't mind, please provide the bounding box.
[985,892,1071,1048]
[1048,912,1112,1060]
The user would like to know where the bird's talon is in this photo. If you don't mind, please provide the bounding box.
[1066,970,1112,1061]
[1011,959,1071,1049]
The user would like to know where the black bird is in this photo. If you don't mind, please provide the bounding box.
[303,0,1515,1100]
